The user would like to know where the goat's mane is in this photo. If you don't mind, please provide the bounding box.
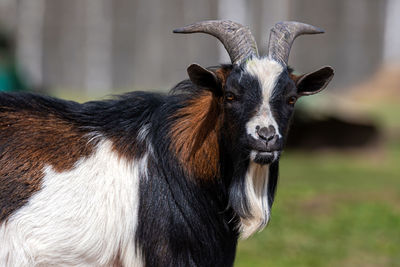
[169,90,223,181]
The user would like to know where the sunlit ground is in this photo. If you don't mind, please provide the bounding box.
[236,102,400,267]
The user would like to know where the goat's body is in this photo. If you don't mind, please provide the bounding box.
[0,92,240,266]
[0,19,334,266]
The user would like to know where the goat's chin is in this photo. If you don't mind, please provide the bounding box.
[250,150,280,165]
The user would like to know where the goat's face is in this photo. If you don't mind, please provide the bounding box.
[176,20,334,165]
[187,57,333,165]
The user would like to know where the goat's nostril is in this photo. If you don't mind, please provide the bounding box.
[268,125,275,134]
[257,126,275,141]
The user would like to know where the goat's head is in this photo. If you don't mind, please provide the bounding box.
[174,20,334,165]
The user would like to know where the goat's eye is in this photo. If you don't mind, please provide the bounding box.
[225,92,236,102]
[287,96,297,106]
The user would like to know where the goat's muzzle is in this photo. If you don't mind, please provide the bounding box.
[248,127,283,165]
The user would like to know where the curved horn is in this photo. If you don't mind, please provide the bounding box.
[267,21,324,65]
[173,20,258,65]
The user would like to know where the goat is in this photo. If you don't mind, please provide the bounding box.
[0,20,334,266]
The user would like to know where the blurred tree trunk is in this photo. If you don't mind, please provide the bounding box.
[383,0,400,65]
[0,0,17,32]
[16,0,45,90]
[217,0,248,63]
[85,0,113,95]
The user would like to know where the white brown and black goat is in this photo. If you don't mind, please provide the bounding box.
[0,20,334,266]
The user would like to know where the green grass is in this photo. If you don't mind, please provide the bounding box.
[235,140,400,267]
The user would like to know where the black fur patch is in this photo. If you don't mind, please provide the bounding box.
[270,69,298,138]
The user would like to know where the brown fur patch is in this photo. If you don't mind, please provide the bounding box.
[215,67,231,88]
[0,110,94,222]
[170,91,223,180]
[110,129,146,162]
[289,73,303,85]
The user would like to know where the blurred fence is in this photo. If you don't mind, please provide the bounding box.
[0,0,398,95]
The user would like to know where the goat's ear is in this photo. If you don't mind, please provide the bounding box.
[187,64,223,96]
[294,66,334,96]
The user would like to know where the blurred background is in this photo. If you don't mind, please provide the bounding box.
[0,0,399,266]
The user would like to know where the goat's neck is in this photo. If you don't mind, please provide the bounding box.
[169,91,223,181]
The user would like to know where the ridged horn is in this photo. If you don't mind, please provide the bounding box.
[267,21,324,65]
[173,20,258,65]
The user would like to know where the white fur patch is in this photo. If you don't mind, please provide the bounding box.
[0,140,144,266]
[137,123,154,158]
[245,57,283,140]
[137,123,150,144]
[239,58,282,238]
[239,162,270,239]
